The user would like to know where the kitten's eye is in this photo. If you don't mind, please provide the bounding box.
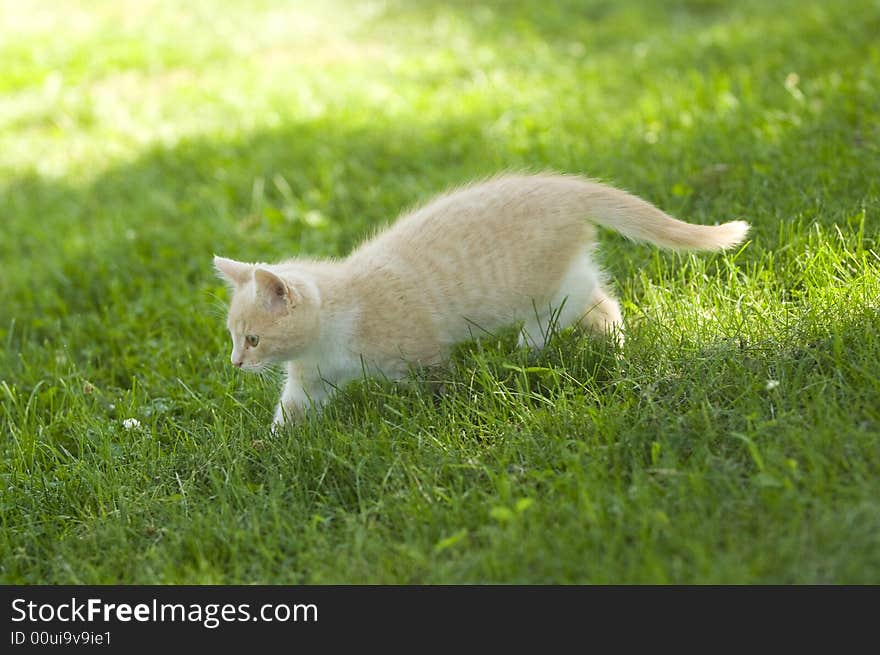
[245,335,260,347]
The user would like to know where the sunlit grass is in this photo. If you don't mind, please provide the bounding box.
[1,0,879,583]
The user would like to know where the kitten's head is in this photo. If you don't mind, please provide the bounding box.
[213,256,320,372]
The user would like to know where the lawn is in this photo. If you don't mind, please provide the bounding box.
[1,0,878,583]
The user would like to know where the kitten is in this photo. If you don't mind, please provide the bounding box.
[214,173,748,431]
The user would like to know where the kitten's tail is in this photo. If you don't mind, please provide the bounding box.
[565,176,749,251]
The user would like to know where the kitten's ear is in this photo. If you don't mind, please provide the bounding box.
[254,268,297,313]
[214,256,252,287]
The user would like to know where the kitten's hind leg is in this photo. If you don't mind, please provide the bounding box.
[578,287,624,347]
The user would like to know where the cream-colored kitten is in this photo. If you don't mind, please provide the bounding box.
[214,173,748,431]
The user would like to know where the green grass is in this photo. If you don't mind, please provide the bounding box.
[2,0,879,583]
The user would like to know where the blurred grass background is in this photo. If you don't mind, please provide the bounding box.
[1,0,878,583]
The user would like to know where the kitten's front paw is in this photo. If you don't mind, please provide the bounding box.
[270,407,287,435]
[271,404,299,435]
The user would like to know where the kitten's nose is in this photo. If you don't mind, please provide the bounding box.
[232,358,243,368]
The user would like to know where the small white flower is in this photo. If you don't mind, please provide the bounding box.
[122,418,142,430]
[765,379,780,391]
